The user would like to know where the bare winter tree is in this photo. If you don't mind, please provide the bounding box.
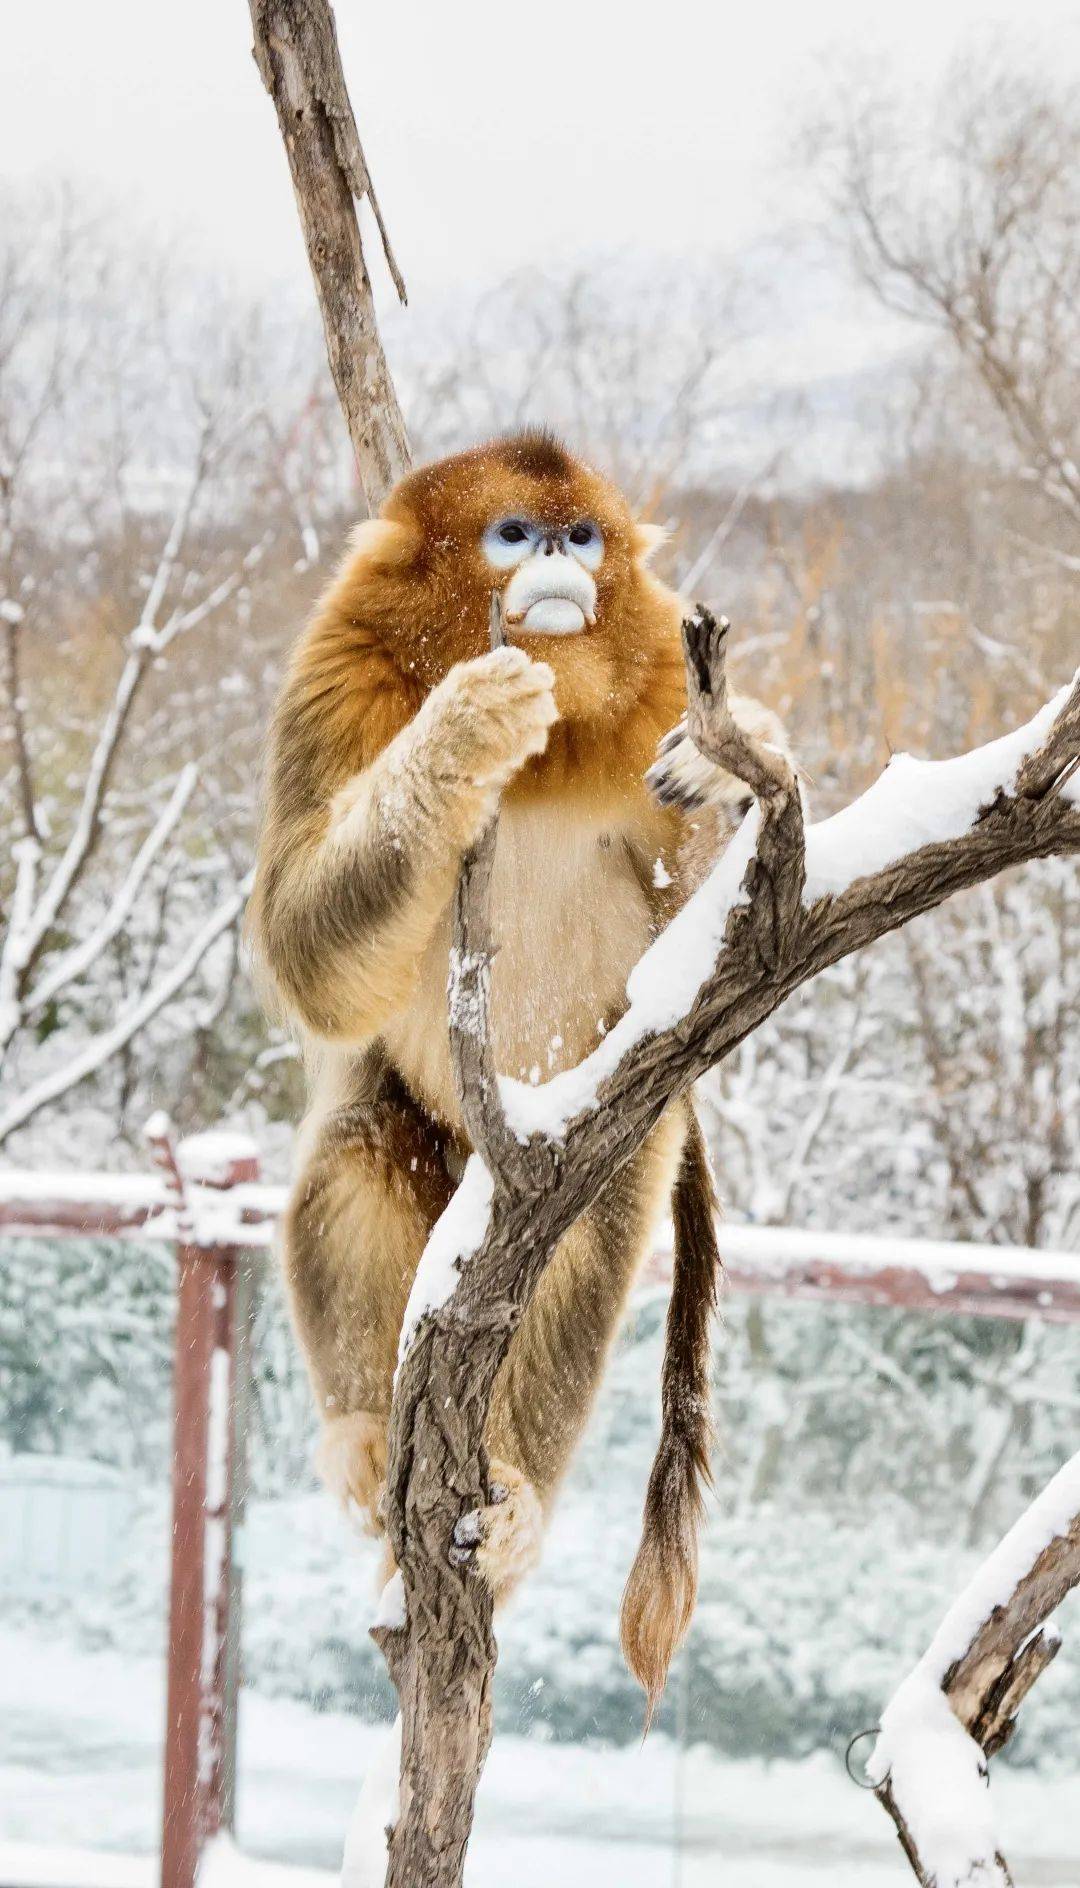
[802,47,1080,541]
[249,7,1080,1883]
[0,203,271,1150]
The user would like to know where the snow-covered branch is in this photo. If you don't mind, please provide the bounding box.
[379,609,1080,1888]
[21,764,198,1020]
[2,598,41,843]
[868,1450,1080,1887]
[21,451,213,974]
[0,834,40,1049]
[0,870,252,1147]
[0,414,268,1125]
[496,653,1080,1148]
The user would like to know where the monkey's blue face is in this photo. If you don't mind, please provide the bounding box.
[482,516,604,635]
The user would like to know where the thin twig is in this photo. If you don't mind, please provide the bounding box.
[2,604,41,842]
[446,593,528,1179]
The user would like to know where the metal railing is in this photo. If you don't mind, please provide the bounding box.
[3,1124,1079,1888]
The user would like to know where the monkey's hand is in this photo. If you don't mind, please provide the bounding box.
[307,650,557,1040]
[646,717,748,818]
[449,1459,544,1599]
[420,647,558,816]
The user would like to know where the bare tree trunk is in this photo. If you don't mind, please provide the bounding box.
[248,0,410,510]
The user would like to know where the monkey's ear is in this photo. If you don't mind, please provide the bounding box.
[634,520,669,565]
[347,517,418,568]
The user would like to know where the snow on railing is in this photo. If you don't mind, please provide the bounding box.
[2,1148,1079,1323]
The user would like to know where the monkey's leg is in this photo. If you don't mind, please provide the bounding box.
[465,1107,687,1595]
[284,1059,455,1531]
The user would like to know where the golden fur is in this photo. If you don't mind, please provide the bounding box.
[250,432,775,1704]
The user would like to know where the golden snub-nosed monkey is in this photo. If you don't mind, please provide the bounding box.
[250,430,790,1713]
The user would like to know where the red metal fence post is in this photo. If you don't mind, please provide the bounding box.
[221,1252,255,1829]
[162,1232,214,1888]
[148,1120,259,1888]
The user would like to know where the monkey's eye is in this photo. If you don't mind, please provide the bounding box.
[567,520,603,570]
[482,517,537,568]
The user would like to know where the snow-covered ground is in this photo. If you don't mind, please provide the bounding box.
[1,1624,1077,1887]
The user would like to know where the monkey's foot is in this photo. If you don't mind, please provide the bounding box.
[647,692,791,820]
[646,718,735,814]
[316,1409,386,1535]
[450,1460,544,1596]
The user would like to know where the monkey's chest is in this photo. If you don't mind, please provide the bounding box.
[381,807,655,1131]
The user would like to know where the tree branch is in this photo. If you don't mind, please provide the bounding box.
[248,0,410,510]
[7,438,223,1005]
[2,600,41,842]
[0,870,252,1147]
[378,610,1080,1884]
[21,765,198,1021]
[445,593,531,1182]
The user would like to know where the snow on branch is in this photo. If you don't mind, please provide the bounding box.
[21,764,198,1019]
[0,413,269,1131]
[867,1449,1080,1887]
[0,870,253,1147]
[499,644,1080,1146]
[19,443,221,976]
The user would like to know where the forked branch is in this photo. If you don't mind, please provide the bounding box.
[248,0,410,508]
[868,1450,1080,1887]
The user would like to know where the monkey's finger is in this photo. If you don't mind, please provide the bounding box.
[472,647,556,696]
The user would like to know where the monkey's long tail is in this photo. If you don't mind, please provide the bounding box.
[619,1110,720,1728]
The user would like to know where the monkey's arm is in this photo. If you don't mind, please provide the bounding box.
[255,647,556,1040]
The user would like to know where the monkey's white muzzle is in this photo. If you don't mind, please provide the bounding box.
[502,552,597,636]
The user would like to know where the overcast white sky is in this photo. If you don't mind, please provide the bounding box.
[4,0,1078,319]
